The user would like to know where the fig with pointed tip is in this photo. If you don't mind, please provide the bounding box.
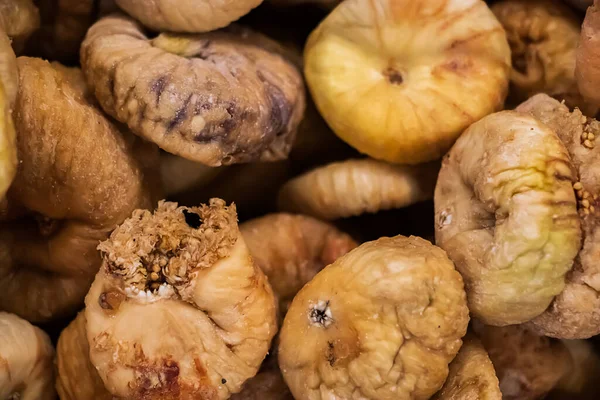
[279,235,469,400]
[304,0,510,164]
[0,312,56,400]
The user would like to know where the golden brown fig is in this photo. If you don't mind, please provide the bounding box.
[279,235,469,400]
[304,0,510,164]
[231,368,293,400]
[516,94,600,338]
[576,0,600,107]
[0,57,157,322]
[115,0,263,32]
[492,0,593,113]
[0,0,39,54]
[83,199,277,399]
[0,31,17,110]
[56,313,112,400]
[0,81,16,201]
[278,158,439,220]
[0,312,55,400]
[432,333,501,400]
[81,14,305,166]
[474,323,572,400]
[240,213,358,315]
[435,111,581,326]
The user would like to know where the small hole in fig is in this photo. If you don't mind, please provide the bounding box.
[182,210,202,229]
[383,67,403,85]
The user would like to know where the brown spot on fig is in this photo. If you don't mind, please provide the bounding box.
[99,291,126,311]
[151,76,168,106]
[382,67,403,85]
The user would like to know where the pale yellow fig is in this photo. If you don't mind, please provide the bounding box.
[279,235,469,400]
[0,312,55,400]
[82,199,277,399]
[435,111,581,326]
[304,0,510,164]
[278,158,439,220]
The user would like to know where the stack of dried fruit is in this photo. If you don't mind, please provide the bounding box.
[0,0,599,399]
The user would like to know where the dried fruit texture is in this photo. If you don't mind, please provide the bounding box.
[279,235,469,400]
[0,82,16,201]
[0,0,39,54]
[0,57,157,322]
[0,31,17,110]
[552,340,600,398]
[81,15,305,167]
[84,200,277,399]
[115,0,263,32]
[492,0,594,114]
[160,152,221,196]
[230,368,293,400]
[576,0,600,107]
[432,333,501,400]
[56,313,112,400]
[474,324,572,400]
[435,111,581,326]
[304,0,510,164]
[240,213,358,316]
[29,0,117,63]
[516,94,600,338]
[0,312,56,400]
[278,158,439,220]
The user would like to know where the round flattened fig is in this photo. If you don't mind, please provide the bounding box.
[434,111,581,326]
[84,199,277,399]
[303,0,510,165]
[231,369,293,400]
[432,333,501,400]
[492,0,594,114]
[56,313,112,400]
[114,0,263,33]
[81,15,305,167]
[474,323,572,400]
[0,57,158,322]
[0,312,56,400]
[516,94,600,338]
[240,213,358,316]
[576,0,600,106]
[0,82,16,201]
[278,235,469,400]
[0,0,40,54]
[278,158,439,220]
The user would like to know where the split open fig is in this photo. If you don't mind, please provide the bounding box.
[0,312,56,400]
[279,235,469,400]
[81,14,305,167]
[0,57,158,322]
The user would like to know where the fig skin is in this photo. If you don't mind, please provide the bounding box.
[0,57,158,322]
[492,0,594,114]
[278,158,439,220]
[474,323,572,400]
[434,111,581,327]
[81,14,305,167]
[516,94,600,339]
[114,0,263,33]
[0,81,16,201]
[279,235,469,400]
[432,333,501,400]
[576,0,600,106]
[83,199,277,399]
[0,312,56,400]
[0,0,40,54]
[304,0,510,164]
[240,213,358,316]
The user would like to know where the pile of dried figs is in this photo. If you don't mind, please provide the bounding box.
[1,0,600,399]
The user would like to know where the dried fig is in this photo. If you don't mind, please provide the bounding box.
[278,158,439,220]
[0,0,39,54]
[114,0,263,33]
[492,0,593,114]
[0,57,157,322]
[81,14,305,166]
[576,0,600,106]
[432,333,501,400]
[0,312,55,400]
[516,94,600,338]
[474,323,572,400]
[278,235,469,400]
[0,81,16,201]
[304,0,510,164]
[240,213,357,316]
[81,199,277,398]
[434,111,581,326]
[231,368,293,400]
